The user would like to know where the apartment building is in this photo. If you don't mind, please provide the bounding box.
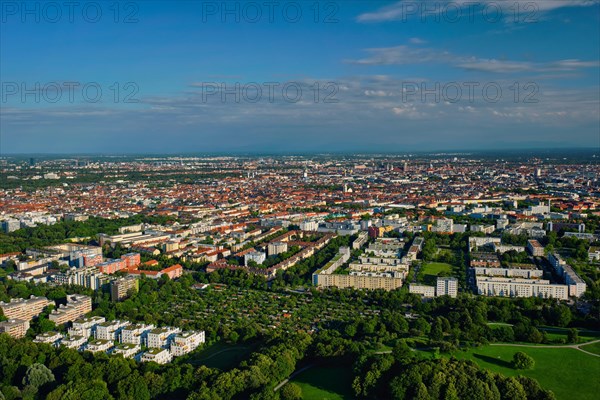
[170,331,205,357]
[111,343,140,358]
[436,277,458,297]
[245,251,266,266]
[60,335,87,350]
[409,284,436,298]
[0,296,51,321]
[53,266,107,290]
[121,323,155,346]
[268,241,288,256]
[527,240,545,257]
[33,331,63,345]
[140,348,173,364]
[314,272,404,291]
[85,339,114,353]
[147,327,181,349]
[95,320,129,341]
[48,295,92,325]
[548,253,587,297]
[110,276,139,301]
[476,277,569,300]
[68,316,106,338]
[0,319,30,338]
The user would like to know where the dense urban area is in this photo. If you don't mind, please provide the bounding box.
[0,151,599,400]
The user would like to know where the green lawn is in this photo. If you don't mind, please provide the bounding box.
[451,345,600,400]
[580,342,600,356]
[185,342,256,370]
[419,262,454,285]
[292,366,354,400]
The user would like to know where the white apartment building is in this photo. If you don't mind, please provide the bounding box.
[111,343,140,358]
[68,316,106,338]
[34,331,63,345]
[300,220,318,232]
[95,320,129,341]
[85,339,114,353]
[472,266,543,279]
[140,348,172,364]
[436,277,458,297]
[61,335,87,350]
[476,277,568,300]
[409,284,435,298]
[244,251,266,266]
[170,331,205,357]
[147,327,181,349]
[121,323,155,346]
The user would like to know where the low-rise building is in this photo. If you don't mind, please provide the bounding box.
[85,339,114,353]
[33,331,63,346]
[68,316,106,338]
[121,323,155,346]
[60,335,87,350]
[147,327,181,349]
[170,331,205,357]
[111,343,140,358]
[409,284,436,298]
[95,320,129,341]
[140,348,172,364]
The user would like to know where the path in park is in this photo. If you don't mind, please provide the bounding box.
[273,364,316,392]
[491,339,600,358]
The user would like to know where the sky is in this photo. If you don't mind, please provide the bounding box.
[0,0,599,154]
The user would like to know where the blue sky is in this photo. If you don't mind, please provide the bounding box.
[1,0,599,153]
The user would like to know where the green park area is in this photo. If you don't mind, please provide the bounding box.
[418,262,453,285]
[450,344,600,400]
[291,366,354,400]
[186,342,256,370]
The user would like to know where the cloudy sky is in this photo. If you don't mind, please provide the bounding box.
[1,0,599,153]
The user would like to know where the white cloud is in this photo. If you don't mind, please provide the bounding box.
[357,0,600,23]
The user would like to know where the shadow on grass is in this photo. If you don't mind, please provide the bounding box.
[473,353,513,369]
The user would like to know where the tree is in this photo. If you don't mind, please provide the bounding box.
[392,340,412,362]
[567,328,579,344]
[512,351,535,370]
[280,382,302,400]
[22,363,55,390]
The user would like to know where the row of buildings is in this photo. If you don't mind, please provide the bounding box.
[0,294,92,338]
[34,316,205,364]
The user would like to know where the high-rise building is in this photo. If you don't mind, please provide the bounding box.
[436,277,458,298]
[110,276,139,302]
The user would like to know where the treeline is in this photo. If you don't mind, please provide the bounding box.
[353,352,555,400]
[0,332,311,400]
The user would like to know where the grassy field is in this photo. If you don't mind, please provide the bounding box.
[419,262,453,285]
[581,341,600,356]
[186,342,256,370]
[292,366,354,400]
[451,345,600,400]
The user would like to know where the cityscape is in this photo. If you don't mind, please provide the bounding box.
[1,1,600,400]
